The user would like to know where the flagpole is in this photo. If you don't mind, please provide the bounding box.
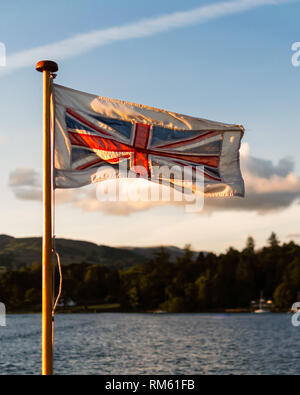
[36,60,58,376]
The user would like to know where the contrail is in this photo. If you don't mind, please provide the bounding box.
[1,0,296,74]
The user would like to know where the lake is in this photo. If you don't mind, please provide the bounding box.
[0,313,299,375]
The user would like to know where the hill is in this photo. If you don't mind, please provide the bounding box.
[120,246,201,261]
[0,235,200,270]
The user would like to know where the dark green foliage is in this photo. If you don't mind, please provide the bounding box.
[1,233,300,312]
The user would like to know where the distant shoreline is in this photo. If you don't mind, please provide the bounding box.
[6,305,287,314]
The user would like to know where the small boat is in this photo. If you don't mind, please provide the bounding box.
[254,291,271,314]
[254,308,270,314]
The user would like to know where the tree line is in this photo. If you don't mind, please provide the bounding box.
[0,233,299,312]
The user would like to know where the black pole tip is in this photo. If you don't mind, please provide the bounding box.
[35,60,59,73]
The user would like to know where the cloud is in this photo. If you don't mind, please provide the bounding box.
[9,168,42,201]
[70,182,171,216]
[202,143,300,214]
[0,0,296,75]
[287,233,300,239]
[9,143,300,215]
[9,168,41,188]
[246,157,294,179]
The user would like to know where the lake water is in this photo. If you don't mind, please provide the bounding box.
[0,313,299,375]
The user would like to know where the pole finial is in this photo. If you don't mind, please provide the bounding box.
[36,60,58,73]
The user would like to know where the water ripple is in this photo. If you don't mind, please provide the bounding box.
[0,313,300,375]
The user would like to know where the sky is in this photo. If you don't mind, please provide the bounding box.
[0,0,300,253]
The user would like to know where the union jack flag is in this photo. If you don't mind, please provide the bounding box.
[52,84,244,197]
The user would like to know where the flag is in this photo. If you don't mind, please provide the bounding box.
[52,84,245,197]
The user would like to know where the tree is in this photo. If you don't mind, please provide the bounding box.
[268,232,280,248]
[245,236,255,253]
[1,237,300,313]
[128,287,139,310]
[24,288,41,305]
[273,282,293,310]
[195,275,209,310]
[235,260,255,307]
[162,297,185,313]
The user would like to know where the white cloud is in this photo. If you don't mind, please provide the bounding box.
[9,143,300,215]
[1,0,296,75]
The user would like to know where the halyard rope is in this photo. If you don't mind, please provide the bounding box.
[52,247,63,317]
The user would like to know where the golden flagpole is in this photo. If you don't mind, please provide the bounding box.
[36,60,58,375]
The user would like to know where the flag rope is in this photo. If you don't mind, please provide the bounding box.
[52,247,63,317]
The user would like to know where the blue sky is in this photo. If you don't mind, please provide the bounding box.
[0,0,300,252]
